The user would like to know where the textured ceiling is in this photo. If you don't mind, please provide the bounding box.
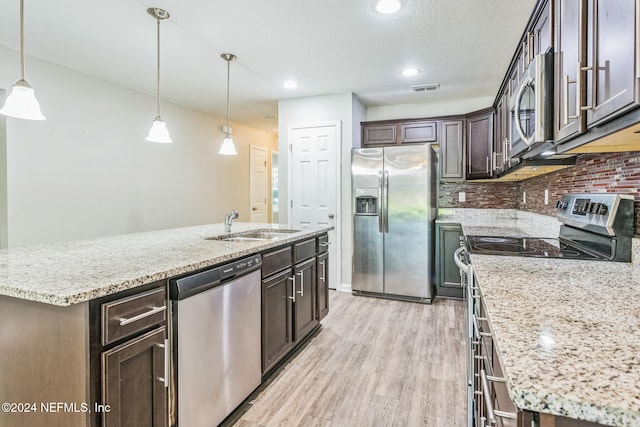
[0,0,538,134]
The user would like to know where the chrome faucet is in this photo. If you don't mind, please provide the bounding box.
[224,210,239,233]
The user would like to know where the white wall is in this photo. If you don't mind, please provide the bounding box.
[0,46,276,247]
[366,96,494,121]
[278,93,364,291]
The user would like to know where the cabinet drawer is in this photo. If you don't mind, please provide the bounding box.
[294,238,317,263]
[317,234,329,253]
[102,287,167,346]
[262,246,292,278]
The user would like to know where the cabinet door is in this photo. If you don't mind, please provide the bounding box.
[398,121,437,143]
[532,0,552,55]
[102,327,167,427]
[316,252,329,321]
[555,0,586,142]
[362,124,396,146]
[440,120,464,180]
[585,0,638,126]
[466,112,494,180]
[262,268,293,373]
[435,224,464,299]
[293,258,318,342]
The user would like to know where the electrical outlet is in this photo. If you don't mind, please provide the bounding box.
[458,192,466,202]
[544,189,549,205]
[522,191,526,204]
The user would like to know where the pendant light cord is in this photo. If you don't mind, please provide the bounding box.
[156,17,161,117]
[19,0,25,80]
[226,57,230,131]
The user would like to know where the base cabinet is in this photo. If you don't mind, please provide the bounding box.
[293,258,318,341]
[261,268,294,373]
[261,234,329,376]
[316,251,329,321]
[102,327,167,427]
[435,223,464,299]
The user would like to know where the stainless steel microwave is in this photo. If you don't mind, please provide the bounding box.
[509,52,554,158]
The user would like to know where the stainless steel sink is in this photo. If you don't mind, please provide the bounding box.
[206,229,301,242]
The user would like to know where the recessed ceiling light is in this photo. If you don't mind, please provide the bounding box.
[401,68,419,77]
[283,80,298,89]
[375,0,402,14]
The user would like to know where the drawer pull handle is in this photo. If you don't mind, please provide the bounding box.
[480,369,496,425]
[119,305,166,326]
[319,242,331,247]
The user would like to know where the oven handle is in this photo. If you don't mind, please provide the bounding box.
[453,246,469,273]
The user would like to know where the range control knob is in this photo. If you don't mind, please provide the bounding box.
[555,200,568,210]
[597,204,608,215]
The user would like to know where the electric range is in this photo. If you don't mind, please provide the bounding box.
[464,193,635,262]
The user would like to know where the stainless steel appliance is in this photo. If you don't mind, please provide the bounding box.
[169,255,262,427]
[509,52,554,159]
[351,145,437,302]
[466,193,634,261]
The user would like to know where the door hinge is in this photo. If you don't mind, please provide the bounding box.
[289,144,292,153]
[291,200,293,208]
[264,160,267,166]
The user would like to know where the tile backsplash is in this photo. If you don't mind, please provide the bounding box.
[439,152,640,235]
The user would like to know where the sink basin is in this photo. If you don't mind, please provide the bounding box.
[206,229,301,242]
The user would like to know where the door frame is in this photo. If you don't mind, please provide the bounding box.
[249,144,269,223]
[287,121,341,291]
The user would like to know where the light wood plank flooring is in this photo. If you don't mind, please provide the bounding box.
[232,291,467,426]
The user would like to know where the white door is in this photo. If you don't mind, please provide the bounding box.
[249,145,269,223]
[288,122,340,290]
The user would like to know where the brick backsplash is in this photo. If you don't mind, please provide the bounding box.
[438,152,640,235]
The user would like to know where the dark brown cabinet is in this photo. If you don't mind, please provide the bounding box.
[466,110,494,180]
[439,120,464,180]
[555,0,639,143]
[435,223,464,299]
[91,283,169,427]
[316,251,329,321]
[261,235,328,376]
[554,0,585,142]
[261,268,293,373]
[361,120,437,146]
[584,0,638,126]
[293,257,318,341]
[102,327,167,427]
[362,124,396,146]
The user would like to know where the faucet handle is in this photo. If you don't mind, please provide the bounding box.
[231,210,239,219]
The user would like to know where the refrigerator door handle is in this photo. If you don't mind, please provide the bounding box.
[383,171,389,233]
[378,171,384,233]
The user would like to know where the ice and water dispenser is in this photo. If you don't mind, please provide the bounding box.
[354,189,379,216]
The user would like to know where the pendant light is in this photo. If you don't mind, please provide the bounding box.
[146,8,172,143]
[0,0,45,120]
[219,53,237,155]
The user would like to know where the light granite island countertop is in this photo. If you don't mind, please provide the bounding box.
[438,209,640,425]
[0,222,331,306]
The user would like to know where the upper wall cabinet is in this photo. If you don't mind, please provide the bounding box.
[555,0,639,143]
[466,109,495,180]
[361,120,437,146]
[440,120,464,180]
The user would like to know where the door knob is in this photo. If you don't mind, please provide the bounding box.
[328,213,335,219]
[252,207,258,211]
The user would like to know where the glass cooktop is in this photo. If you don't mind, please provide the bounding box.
[465,235,605,260]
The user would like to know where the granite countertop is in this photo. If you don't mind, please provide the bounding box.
[471,254,640,426]
[0,223,330,306]
[441,209,640,425]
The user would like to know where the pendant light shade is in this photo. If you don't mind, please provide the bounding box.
[219,53,237,156]
[219,134,237,155]
[0,0,46,121]
[146,8,172,143]
[146,116,172,143]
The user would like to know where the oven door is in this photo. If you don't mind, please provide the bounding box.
[509,52,554,159]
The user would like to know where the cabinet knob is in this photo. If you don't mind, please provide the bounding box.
[328,213,335,219]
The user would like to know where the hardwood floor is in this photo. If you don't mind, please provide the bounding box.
[232,290,467,427]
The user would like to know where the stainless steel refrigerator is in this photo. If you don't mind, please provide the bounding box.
[351,145,437,303]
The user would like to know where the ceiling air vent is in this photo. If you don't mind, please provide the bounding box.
[411,83,440,92]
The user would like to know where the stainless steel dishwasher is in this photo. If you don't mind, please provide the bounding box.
[168,254,262,427]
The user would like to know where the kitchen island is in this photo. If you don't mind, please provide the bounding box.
[0,222,331,427]
[441,209,640,426]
